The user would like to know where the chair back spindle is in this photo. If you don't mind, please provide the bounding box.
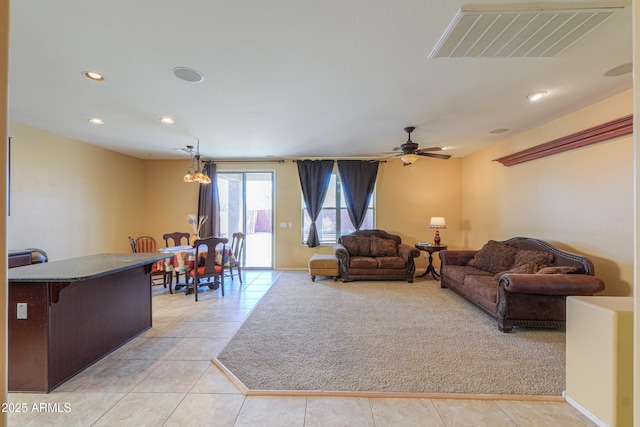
[135,236,157,253]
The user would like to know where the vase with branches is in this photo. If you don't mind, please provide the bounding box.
[187,214,208,244]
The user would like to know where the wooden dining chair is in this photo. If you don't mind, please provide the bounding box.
[135,235,172,292]
[163,232,191,285]
[225,232,245,284]
[163,232,191,247]
[186,236,228,301]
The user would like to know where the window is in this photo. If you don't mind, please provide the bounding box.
[302,173,375,245]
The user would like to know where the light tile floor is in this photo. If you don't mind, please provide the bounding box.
[8,271,597,426]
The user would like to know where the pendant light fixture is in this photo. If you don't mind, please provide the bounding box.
[182,138,211,184]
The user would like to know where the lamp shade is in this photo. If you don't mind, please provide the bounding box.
[429,216,446,229]
[400,153,419,164]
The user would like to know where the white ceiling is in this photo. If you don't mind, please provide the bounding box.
[7,1,633,161]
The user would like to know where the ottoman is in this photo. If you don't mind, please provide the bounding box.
[308,254,339,282]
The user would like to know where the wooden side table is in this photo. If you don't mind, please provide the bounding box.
[415,243,448,280]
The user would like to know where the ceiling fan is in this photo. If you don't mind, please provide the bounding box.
[385,126,451,165]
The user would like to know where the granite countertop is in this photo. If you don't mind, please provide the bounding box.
[8,253,171,282]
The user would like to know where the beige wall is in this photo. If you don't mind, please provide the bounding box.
[141,159,200,242]
[7,122,144,260]
[462,90,634,297]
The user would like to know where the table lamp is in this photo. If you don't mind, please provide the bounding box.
[429,217,446,245]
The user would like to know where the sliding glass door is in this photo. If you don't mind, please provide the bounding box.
[217,172,273,269]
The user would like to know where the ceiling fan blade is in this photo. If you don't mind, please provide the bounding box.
[415,146,443,153]
[175,145,194,154]
[417,152,451,160]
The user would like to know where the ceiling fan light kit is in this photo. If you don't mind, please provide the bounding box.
[386,126,451,166]
[401,153,419,165]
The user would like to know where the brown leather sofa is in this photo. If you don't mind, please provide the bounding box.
[333,230,420,282]
[439,237,605,332]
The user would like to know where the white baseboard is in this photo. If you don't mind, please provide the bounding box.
[563,392,609,427]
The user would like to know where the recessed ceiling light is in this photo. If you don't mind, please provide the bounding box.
[489,128,509,134]
[88,118,104,125]
[160,117,175,124]
[172,67,205,83]
[82,71,105,82]
[605,63,632,77]
[527,91,547,101]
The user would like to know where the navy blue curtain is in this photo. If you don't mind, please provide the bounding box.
[197,162,220,238]
[337,160,379,230]
[297,160,334,247]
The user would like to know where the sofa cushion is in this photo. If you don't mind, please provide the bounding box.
[341,235,371,256]
[371,235,397,257]
[513,249,554,270]
[493,262,536,280]
[537,266,578,274]
[467,240,518,273]
[376,256,406,269]
[442,265,492,284]
[463,275,499,303]
[349,256,377,269]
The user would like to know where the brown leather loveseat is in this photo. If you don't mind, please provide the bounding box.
[333,229,419,282]
[439,237,605,332]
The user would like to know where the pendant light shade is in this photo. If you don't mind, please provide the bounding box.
[182,138,211,184]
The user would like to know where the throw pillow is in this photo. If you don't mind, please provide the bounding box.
[356,235,373,257]
[512,249,554,269]
[370,235,397,257]
[467,240,518,273]
[537,266,578,274]
[341,236,360,256]
[493,262,536,280]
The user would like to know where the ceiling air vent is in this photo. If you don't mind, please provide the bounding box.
[429,4,624,58]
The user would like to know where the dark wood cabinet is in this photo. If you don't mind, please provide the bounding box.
[8,253,168,392]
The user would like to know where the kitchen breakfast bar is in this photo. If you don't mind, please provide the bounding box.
[8,253,170,393]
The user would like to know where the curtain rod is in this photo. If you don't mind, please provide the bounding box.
[204,159,387,163]
[292,159,387,163]
[204,159,285,163]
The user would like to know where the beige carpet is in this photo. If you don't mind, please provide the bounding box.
[216,271,565,395]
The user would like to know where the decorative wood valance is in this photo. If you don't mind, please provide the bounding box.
[493,114,633,167]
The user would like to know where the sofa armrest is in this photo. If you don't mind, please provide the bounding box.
[500,273,605,296]
[439,250,477,267]
[333,243,350,278]
[333,243,349,260]
[398,243,420,260]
